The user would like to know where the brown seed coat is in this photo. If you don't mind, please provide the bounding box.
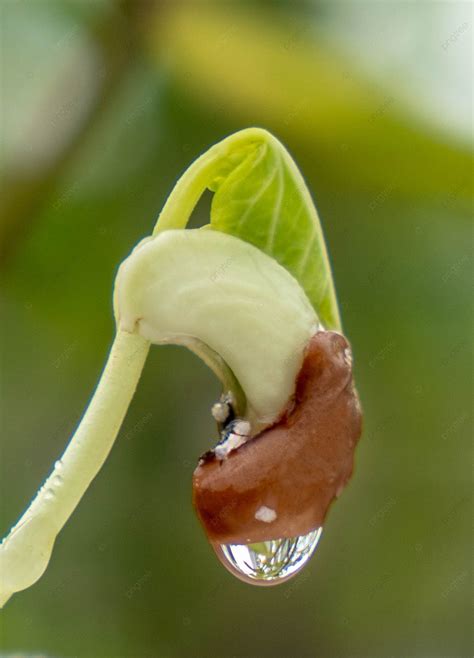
[193,331,363,544]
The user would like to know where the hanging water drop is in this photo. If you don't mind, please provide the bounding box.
[213,528,322,585]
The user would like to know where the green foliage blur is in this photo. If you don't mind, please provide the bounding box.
[1,1,472,657]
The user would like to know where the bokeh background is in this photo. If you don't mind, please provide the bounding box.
[1,1,472,657]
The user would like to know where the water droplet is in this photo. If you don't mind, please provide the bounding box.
[213,528,322,586]
[54,459,63,470]
[44,489,55,501]
[52,475,63,487]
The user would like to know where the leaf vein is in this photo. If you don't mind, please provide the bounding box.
[265,151,285,251]
[298,226,317,276]
[237,164,279,231]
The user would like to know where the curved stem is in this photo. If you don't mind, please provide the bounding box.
[152,148,221,234]
[152,128,267,235]
[0,330,149,607]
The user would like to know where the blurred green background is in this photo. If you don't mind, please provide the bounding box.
[1,1,472,657]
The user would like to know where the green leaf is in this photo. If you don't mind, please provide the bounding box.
[209,130,340,330]
[154,128,341,330]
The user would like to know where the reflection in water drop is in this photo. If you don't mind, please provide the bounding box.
[214,528,322,586]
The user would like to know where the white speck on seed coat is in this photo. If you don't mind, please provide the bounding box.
[214,420,252,460]
[255,506,277,523]
[211,402,230,423]
[343,347,353,367]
